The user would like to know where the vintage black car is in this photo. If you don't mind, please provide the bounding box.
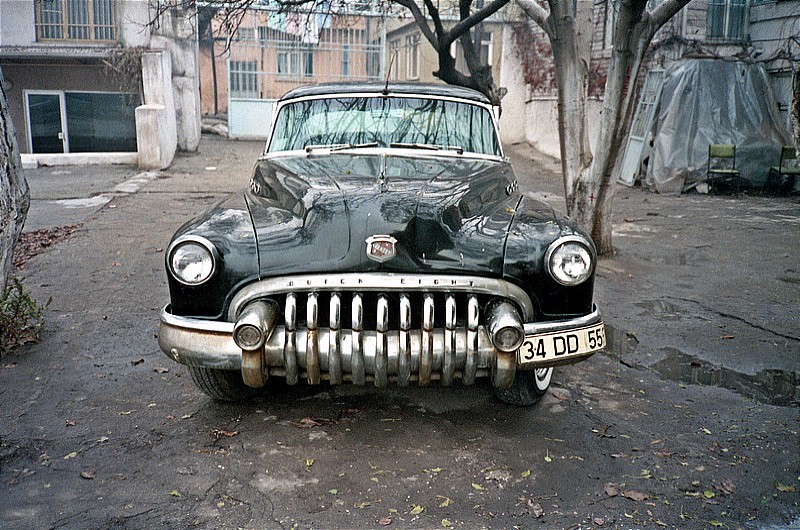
[158,83,605,405]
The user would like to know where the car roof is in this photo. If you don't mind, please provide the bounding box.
[278,82,493,105]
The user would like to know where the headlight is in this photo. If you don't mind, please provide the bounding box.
[545,236,594,286]
[168,237,217,286]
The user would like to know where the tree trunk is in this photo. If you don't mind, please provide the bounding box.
[0,67,30,291]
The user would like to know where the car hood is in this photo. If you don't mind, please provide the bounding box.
[246,153,550,278]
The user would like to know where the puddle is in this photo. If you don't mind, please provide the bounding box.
[651,349,799,407]
[603,325,799,407]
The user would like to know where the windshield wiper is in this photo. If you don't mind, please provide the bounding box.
[305,142,378,153]
[389,142,464,155]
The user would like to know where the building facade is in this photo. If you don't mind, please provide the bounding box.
[0,0,200,167]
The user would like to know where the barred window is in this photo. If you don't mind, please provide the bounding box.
[230,60,259,98]
[36,0,117,41]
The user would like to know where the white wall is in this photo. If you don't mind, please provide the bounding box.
[0,0,36,46]
[522,97,604,160]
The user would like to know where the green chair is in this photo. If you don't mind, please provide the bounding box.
[706,144,740,193]
[767,145,800,194]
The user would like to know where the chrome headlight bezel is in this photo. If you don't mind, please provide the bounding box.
[544,236,595,287]
[167,236,218,286]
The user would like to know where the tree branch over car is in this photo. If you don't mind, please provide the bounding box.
[516,0,691,255]
[149,0,509,104]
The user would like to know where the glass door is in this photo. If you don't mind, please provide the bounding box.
[25,92,68,153]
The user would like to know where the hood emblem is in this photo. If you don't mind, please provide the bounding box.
[365,235,397,263]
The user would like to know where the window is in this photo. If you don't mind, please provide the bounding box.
[276,48,314,77]
[230,60,259,98]
[707,0,748,43]
[36,0,117,41]
[452,31,494,73]
[342,44,350,78]
[406,34,420,79]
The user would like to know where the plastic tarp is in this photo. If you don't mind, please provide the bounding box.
[646,59,791,194]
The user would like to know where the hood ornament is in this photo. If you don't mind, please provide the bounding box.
[365,235,397,263]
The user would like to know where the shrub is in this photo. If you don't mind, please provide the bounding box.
[0,278,49,355]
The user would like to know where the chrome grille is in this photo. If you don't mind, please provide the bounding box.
[228,273,534,388]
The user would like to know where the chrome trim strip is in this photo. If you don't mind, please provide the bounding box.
[523,305,602,335]
[228,273,535,321]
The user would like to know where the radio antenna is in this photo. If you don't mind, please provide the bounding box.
[383,53,395,95]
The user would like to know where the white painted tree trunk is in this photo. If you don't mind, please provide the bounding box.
[517,0,691,255]
[0,67,30,291]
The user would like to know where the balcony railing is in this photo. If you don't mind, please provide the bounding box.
[35,0,117,42]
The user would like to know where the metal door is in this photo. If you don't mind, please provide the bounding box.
[25,92,68,153]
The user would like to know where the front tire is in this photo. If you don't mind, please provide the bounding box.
[188,367,259,401]
[495,367,553,406]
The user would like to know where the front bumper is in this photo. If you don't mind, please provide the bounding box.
[158,304,603,390]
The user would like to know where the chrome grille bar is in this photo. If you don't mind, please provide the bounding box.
[398,294,411,387]
[419,294,434,386]
[464,296,479,384]
[375,295,389,387]
[328,293,342,385]
[351,293,365,385]
[284,293,298,385]
[306,293,320,384]
[442,295,457,386]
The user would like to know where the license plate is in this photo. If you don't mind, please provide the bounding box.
[518,323,605,365]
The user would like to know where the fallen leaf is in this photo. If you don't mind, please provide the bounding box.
[169,490,182,497]
[623,490,650,501]
[521,469,531,478]
[442,519,452,527]
[604,483,619,497]
[594,517,605,526]
[409,504,425,515]
[532,503,544,518]
[213,429,239,438]
[154,366,170,374]
[354,501,372,509]
[378,516,392,526]
[703,490,716,499]
[305,458,314,468]
[131,358,145,366]
[702,428,712,435]
[80,470,95,480]
[437,496,452,508]
[180,414,193,419]
[720,335,735,340]
[64,452,78,460]
[709,521,723,527]
[776,483,797,492]
[329,489,338,495]
[66,420,76,427]
[715,478,736,495]
[118,410,135,415]
[471,483,484,491]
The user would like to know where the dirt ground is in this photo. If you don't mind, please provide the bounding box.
[1,136,798,529]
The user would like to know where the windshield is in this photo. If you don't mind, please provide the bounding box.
[267,96,501,156]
